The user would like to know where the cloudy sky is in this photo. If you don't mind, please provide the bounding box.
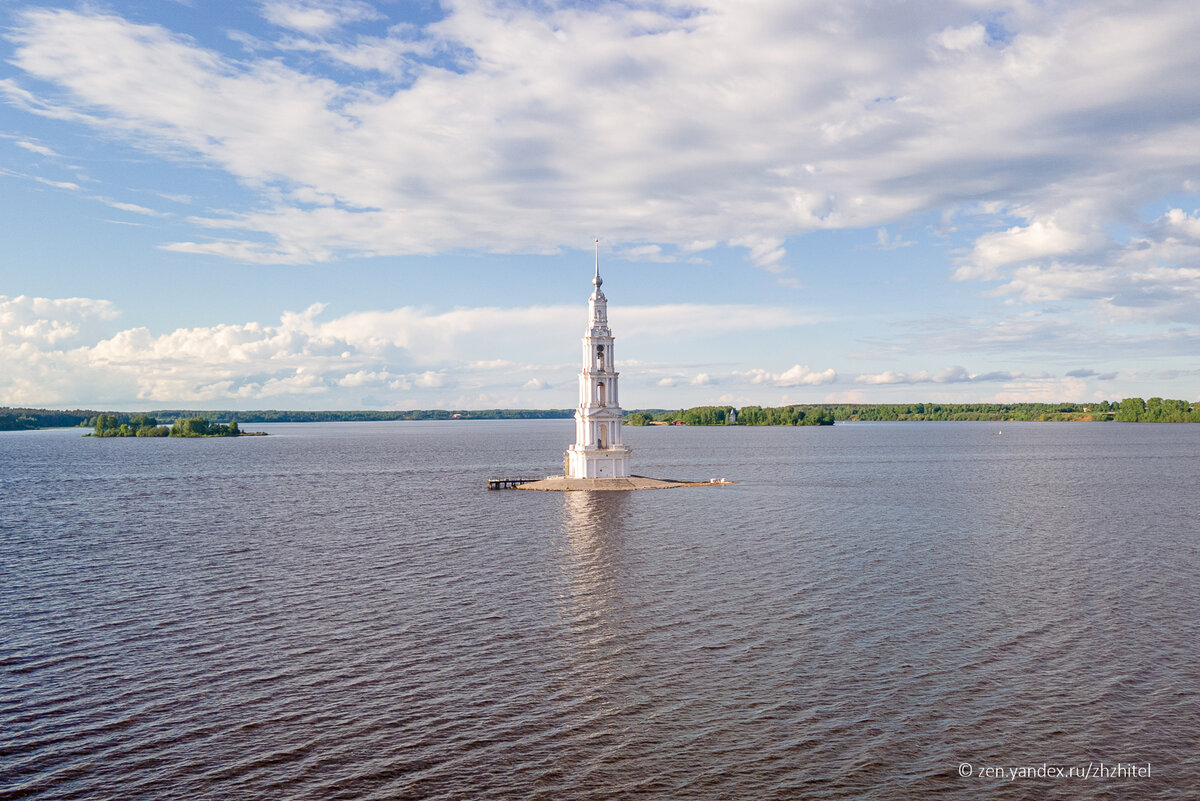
[2,0,1199,411]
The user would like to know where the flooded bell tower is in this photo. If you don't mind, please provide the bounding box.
[565,239,631,478]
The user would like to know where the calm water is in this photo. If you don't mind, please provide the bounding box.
[2,420,1198,800]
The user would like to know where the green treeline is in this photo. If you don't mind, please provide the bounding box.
[142,408,575,424]
[90,414,249,438]
[626,405,834,426]
[5,399,1199,432]
[623,398,1200,426]
[1,407,575,431]
[1100,397,1199,422]
[827,398,1200,422]
[0,407,100,431]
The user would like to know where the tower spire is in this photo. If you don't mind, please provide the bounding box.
[593,237,602,289]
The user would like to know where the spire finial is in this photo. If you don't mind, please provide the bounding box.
[593,237,602,288]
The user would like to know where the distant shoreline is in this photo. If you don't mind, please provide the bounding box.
[3,398,1196,432]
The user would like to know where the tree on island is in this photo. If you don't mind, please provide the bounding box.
[92,414,169,437]
[169,417,242,437]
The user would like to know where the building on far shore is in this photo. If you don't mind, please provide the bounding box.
[565,241,631,479]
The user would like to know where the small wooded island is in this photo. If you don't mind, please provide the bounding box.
[87,414,265,438]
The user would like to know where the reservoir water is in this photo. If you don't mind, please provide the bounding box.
[2,420,1198,800]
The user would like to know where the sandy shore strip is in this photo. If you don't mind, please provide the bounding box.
[515,475,734,491]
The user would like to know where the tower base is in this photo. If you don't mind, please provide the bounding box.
[565,445,631,479]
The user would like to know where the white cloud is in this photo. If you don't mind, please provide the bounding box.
[102,199,167,217]
[730,236,787,273]
[613,304,815,338]
[34,177,81,191]
[4,0,1200,399]
[11,1,1198,280]
[962,208,1200,324]
[855,366,1022,385]
[0,296,808,407]
[335,369,389,387]
[468,359,517,370]
[259,0,382,36]
[15,139,60,157]
[412,371,444,389]
[0,295,119,347]
[738,364,837,387]
[618,245,673,263]
[988,377,1089,404]
[930,22,988,55]
[876,227,915,250]
[956,211,1107,280]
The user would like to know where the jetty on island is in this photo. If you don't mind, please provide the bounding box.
[490,240,733,492]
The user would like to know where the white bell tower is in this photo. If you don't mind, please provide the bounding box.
[566,239,631,479]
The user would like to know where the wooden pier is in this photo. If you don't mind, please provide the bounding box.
[487,477,540,490]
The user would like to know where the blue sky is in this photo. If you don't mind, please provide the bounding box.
[2,0,1199,410]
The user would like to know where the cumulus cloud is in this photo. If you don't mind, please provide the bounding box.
[0,296,808,407]
[959,208,1200,324]
[0,295,119,346]
[738,364,837,387]
[955,205,1110,281]
[7,1,1199,282]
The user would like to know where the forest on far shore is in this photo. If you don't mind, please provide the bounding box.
[2,397,1197,432]
[625,398,1200,425]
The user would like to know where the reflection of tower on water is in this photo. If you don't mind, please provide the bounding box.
[554,491,647,708]
[557,491,629,619]
[561,490,629,549]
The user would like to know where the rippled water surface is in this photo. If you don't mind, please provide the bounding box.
[2,420,1198,800]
